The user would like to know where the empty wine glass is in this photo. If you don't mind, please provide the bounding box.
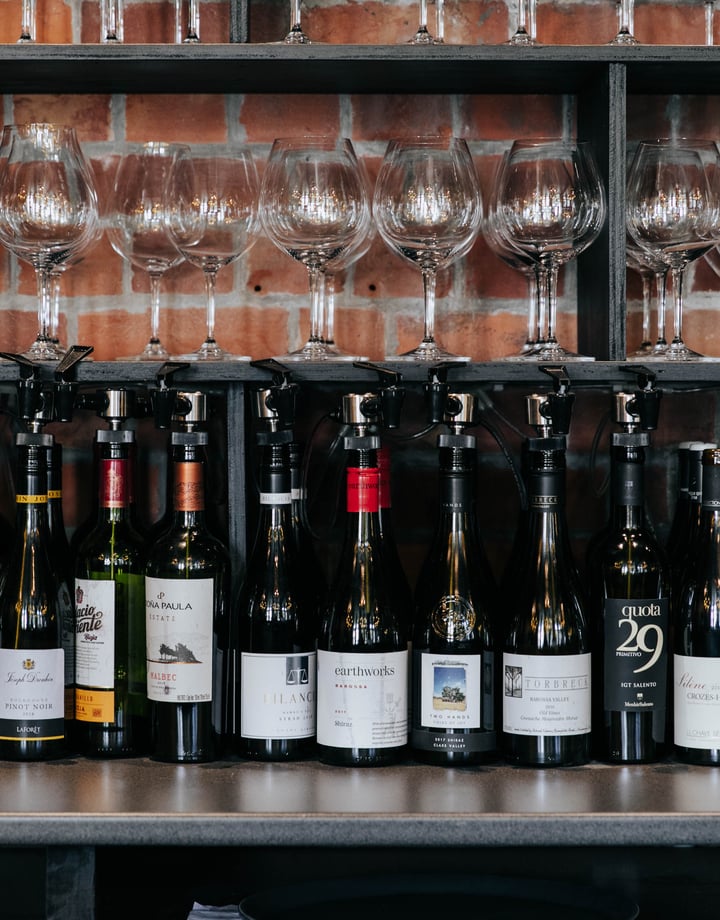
[373,136,483,362]
[106,142,189,361]
[627,139,720,360]
[0,123,99,361]
[493,138,606,362]
[610,0,638,43]
[259,136,370,362]
[166,147,260,361]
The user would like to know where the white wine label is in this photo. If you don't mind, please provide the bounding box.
[0,648,64,741]
[418,651,483,729]
[145,577,214,704]
[75,578,116,690]
[240,651,316,739]
[674,655,720,749]
[503,652,591,737]
[317,649,408,749]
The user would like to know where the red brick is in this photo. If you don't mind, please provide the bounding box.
[247,237,309,297]
[351,96,454,142]
[11,96,112,143]
[540,1,617,44]
[125,95,228,144]
[329,304,386,361]
[634,3,706,44]
[239,96,342,143]
[461,95,566,141]
[0,310,44,355]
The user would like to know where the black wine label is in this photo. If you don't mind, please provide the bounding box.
[703,465,720,507]
[440,473,472,512]
[612,461,644,506]
[603,597,669,735]
[528,470,564,509]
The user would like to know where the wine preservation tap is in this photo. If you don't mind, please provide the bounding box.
[586,369,670,764]
[502,366,591,767]
[411,368,498,766]
[231,359,317,761]
[316,364,410,767]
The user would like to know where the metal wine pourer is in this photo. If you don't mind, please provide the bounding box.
[335,362,406,452]
[250,358,299,445]
[424,364,479,450]
[526,365,575,440]
[615,365,663,438]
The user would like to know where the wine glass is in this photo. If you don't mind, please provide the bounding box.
[626,139,720,361]
[101,0,123,41]
[259,136,370,362]
[0,123,99,361]
[493,138,606,362]
[626,237,668,359]
[165,147,260,361]
[373,136,483,362]
[106,142,189,361]
[508,0,538,45]
[609,0,638,43]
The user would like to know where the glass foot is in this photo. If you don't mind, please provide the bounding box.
[392,340,470,363]
[609,31,639,44]
[507,31,537,45]
[663,340,705,361]
[275,340,333,362]
[172,340,251,362]
[408,27,435,44]
[284,26,311,43]
[116,339,171,362]
[524,342,595,362]
[322,342,370,363]
[24,338,66,362]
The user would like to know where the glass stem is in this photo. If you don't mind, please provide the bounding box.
[525,271,537,349]
[419,0,428,31]
[174,0,183,43]
[36,267,52,344]
[640,271,652,347]
[101,0,123,41]
[204,270,217,345]
[707,0,715,44]
[536,265,548,344]
[516,0,529,35]
[618,0,634,34]
[149,272,163,345]
[19,0,36,41]
[307,264,322,344]
[671,266,685,345]
[655,269,668,347]
[324,272,336,345]
[290,0,302,32]
[185,0,200,41]
[546,262,560,346]
[51,272,61,343]
[435,0,444,41]
[528,0,537,40]
[421,267,437,345]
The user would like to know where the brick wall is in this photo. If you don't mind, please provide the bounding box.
[1,0,718,588]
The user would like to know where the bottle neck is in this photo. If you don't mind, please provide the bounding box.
[171,443,207,527]
[436,446,477,531]
[257,443,293,529]
[610,443,646,530]
[14,443,50,535]
[344,449,381,544]
[700,460,720,528]
[524,443,569,549]
[97,444,133,522]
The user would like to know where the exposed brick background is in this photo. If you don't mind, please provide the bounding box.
[0,0,717,588]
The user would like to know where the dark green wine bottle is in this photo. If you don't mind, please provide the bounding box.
[74,429,149,757]
[317,445,408,767]
[587,424,670,763]
[145,430,229,763]
[237,442,316,761]
[412,436,496,766]
[0,434,65,761]
[502,433,591,767]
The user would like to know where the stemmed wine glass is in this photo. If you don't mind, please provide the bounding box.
[373,136,483,362]
[165,146,260,361]
[0,123,99,361]
[493,138,606,362]
[106,142,189,361]
[259,136,370,362]
[626,139,720,361]
[626,237,668,359]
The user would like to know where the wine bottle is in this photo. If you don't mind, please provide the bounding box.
[0,433,65,761]
[665,442,694,565]
[237,441,316,761]
[412,398,496,766]
[74,428,149,757]
[502,392,591,767]
[586,391,670,763]
[674,447,720,764]
[288,439,325,616]
[377,444,413,632]
[145,417,229,763]
[669,441,717,603]
[317,417,408,766]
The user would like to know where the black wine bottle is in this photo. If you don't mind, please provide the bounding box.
[586,392,670,763]
[288,439,325,616]
[665,442,693,565]
[377,444,413,631]
[674,447,720,764]
[669,441,716,603]
[46,442,77,736]
[0,433,65,761]
[502,393,591,767]
[412,420,496,766]
[317,442,409,767]
[74,429,149,757]
[145,426,229,763]
[237,441,316,761]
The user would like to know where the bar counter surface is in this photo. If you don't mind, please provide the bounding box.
[0,757,718,848]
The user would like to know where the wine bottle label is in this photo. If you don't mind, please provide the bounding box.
[346,467,380,514]
[240,651,316,739]
[412,649,495,753]
[674,654,720,749]
[603,597,668,725]
[100,459,129,509]
[145,576,213,703]
[316,649,408,749]
[259,491,292,506]
[174,463,205,512]
[74,579,116,719]
[378,446,392,510]
[48,489,62,501]
[15,494,47,504]
[502,652,591,737]
[612,462,644,506]
[0,648,64,742]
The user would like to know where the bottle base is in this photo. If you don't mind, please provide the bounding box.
[317,743,407,767]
